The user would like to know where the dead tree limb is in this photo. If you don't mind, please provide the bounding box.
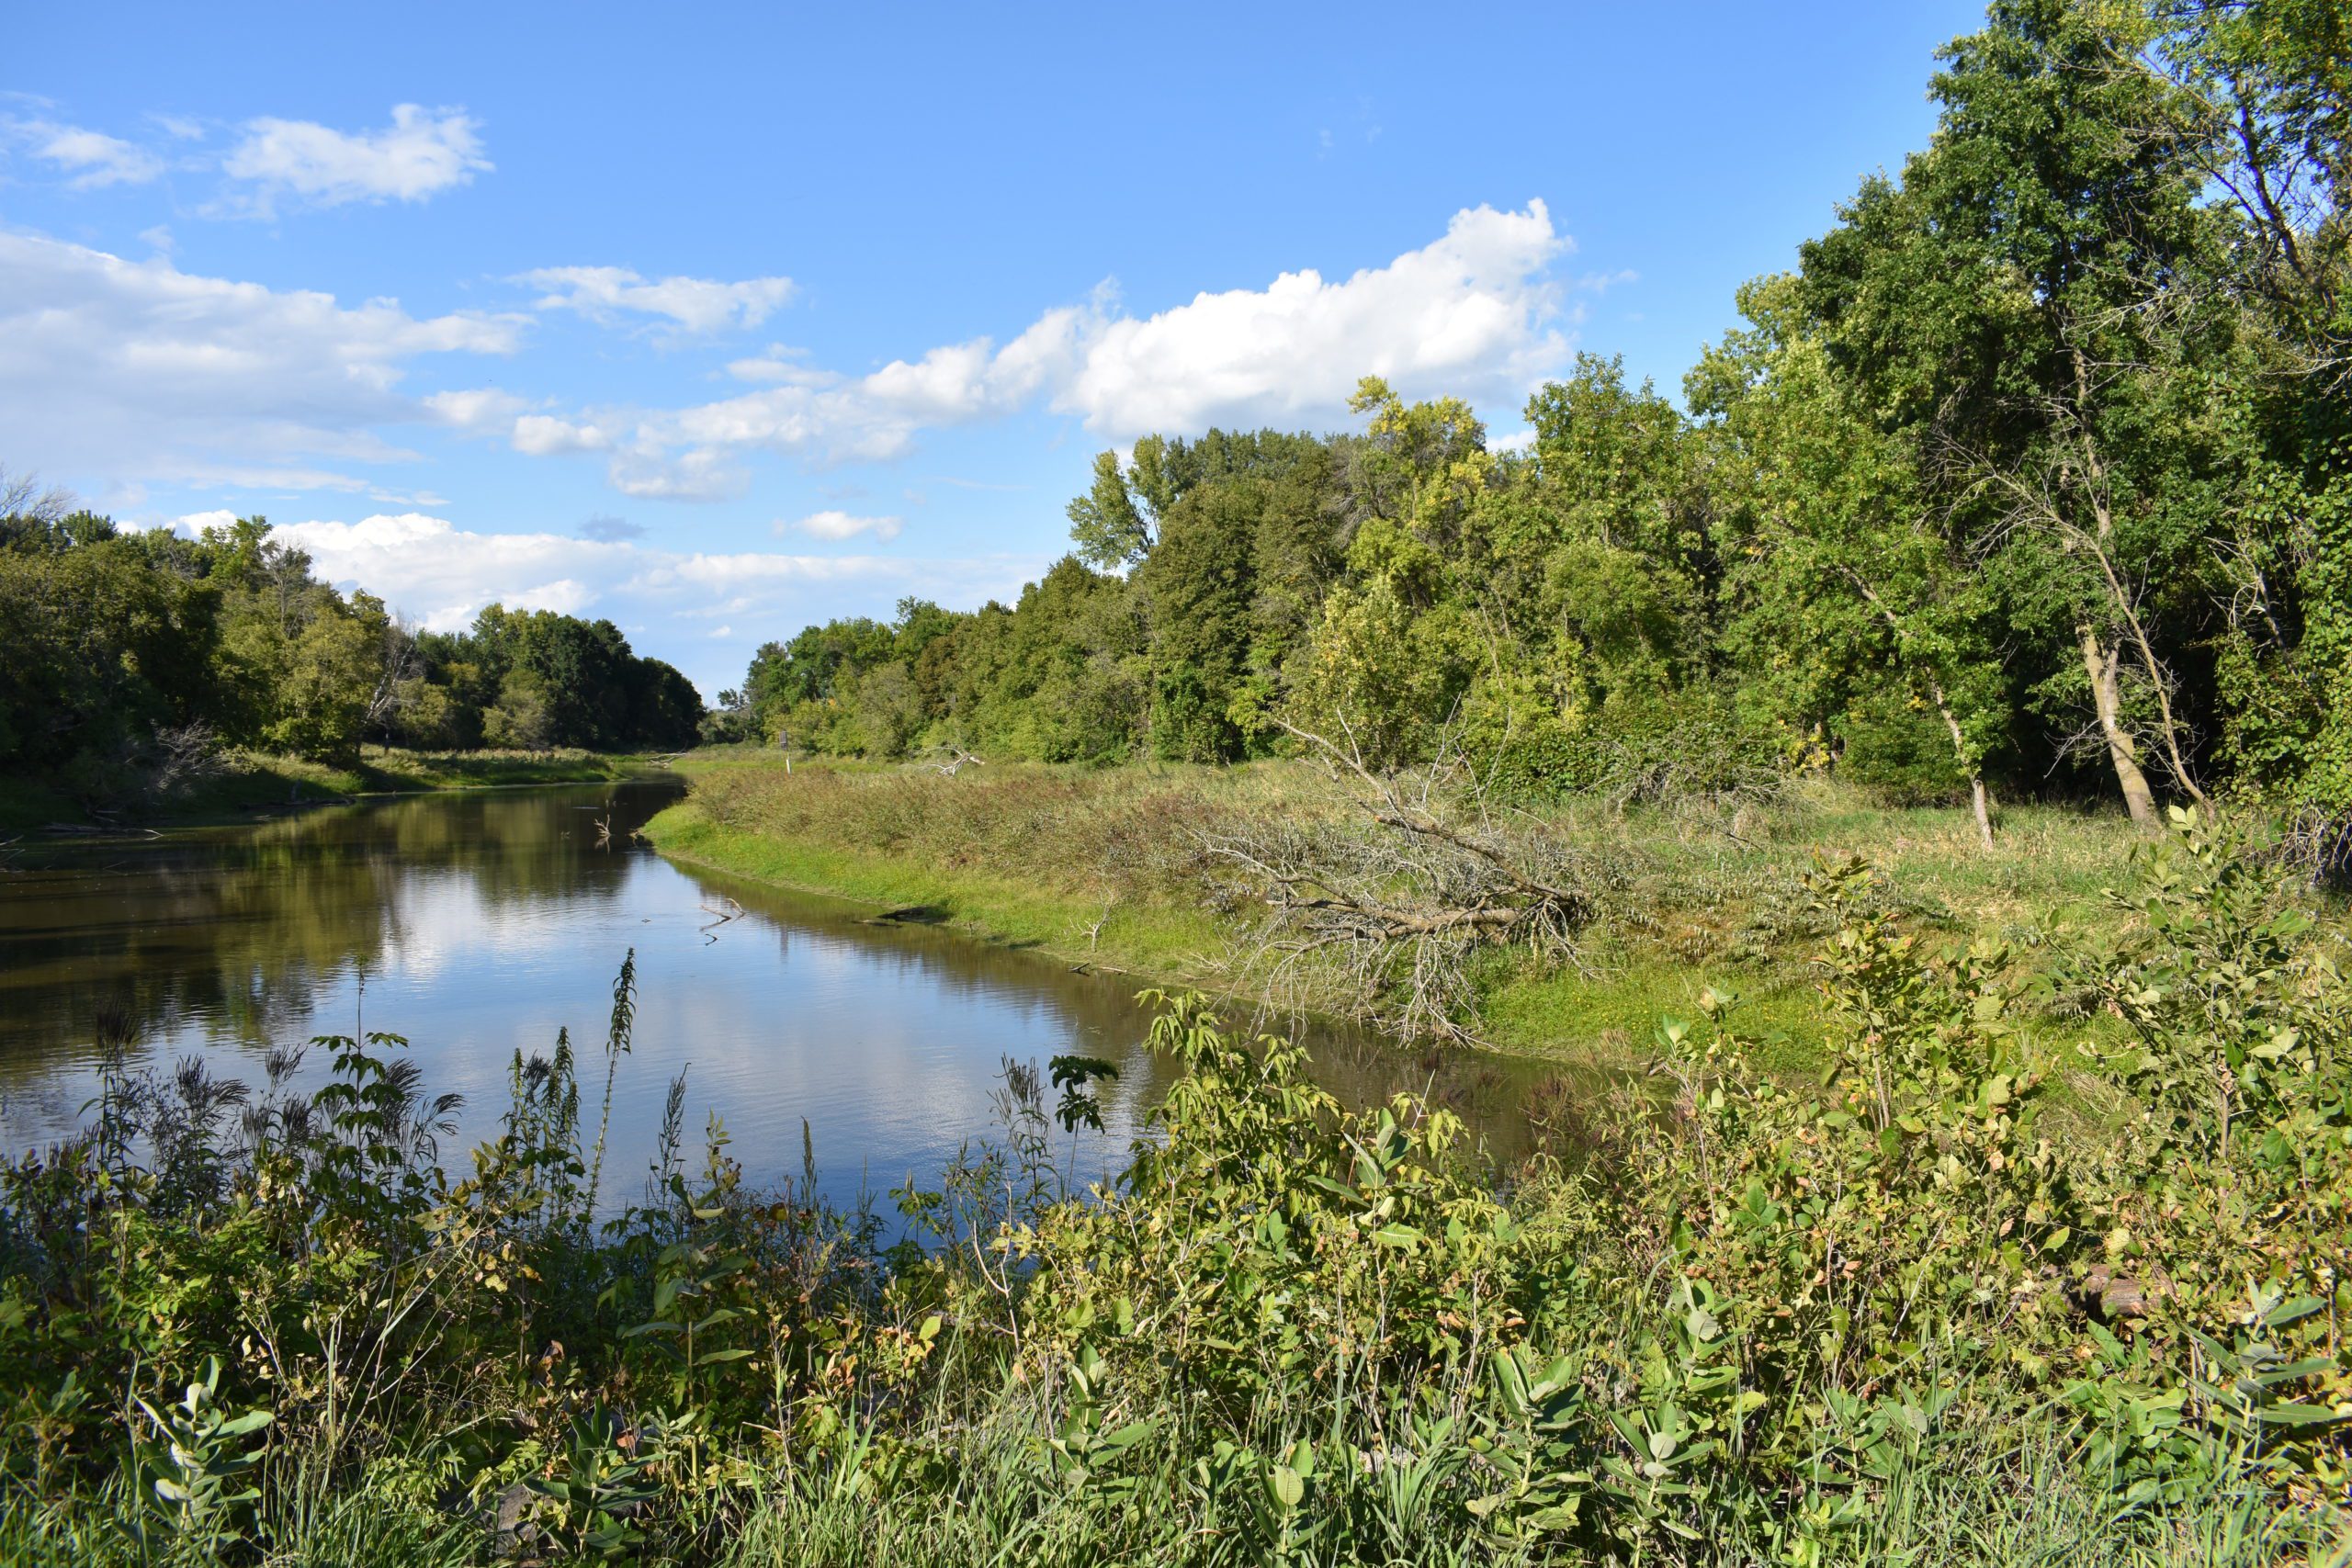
[1200,718,1606,1045]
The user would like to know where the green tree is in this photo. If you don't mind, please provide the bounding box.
[483,669,556,750]
[1796,0,2235,827]
[1066,447,1157,571]
[1694,276,2008,843]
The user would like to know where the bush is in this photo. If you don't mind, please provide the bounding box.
[1835,688,1971,807]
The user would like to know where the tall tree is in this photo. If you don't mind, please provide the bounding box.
[1696,278,2009,846]
[1798,0,2231,826]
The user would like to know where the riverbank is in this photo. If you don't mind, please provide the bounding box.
[644,751,2153,1067]
[0,745,670,836]
[645,793,1235,987]
[6,826,2344,1565]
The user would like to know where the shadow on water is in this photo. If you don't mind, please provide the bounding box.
[0,779,1557,1211]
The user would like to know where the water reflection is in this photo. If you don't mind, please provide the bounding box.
[0,782,1542,1210]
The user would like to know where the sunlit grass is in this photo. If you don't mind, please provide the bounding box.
[0,746,666,834]
[651,753,2159,1075]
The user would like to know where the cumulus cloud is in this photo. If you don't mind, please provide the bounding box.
[514,203,1574,492]
[222,104,489,211]
[520,266,797,334]
[780,510,902,543]
[245,512,628,629]
[592,300,1096,488]
[0,229,520,486]
[14,120,164,187]
[24,199,1577,511]
[1057,201,1569,434]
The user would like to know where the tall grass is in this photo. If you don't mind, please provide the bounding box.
[667,756,2155,1064]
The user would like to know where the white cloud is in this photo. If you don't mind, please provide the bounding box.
[524,203,1573,491]
[511,413,615,456]
[598,301,1096,485]
[249,512,622,629]
[521,266,797,334]
[21,199,1575,513]
[0,228,521,486]
[222,104,489,211]
[18,121,164,187]
[423,387,529,431]
[781,510,902,543]
[1056,201,1569,434]
[726,344,826,383]
[606,446,747,502]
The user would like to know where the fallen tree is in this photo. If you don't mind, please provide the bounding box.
[1202,717,1608,1043]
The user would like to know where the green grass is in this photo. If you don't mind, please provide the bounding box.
[648,797,1231,986]
[644,753,2156,1073]
[212,743,662,803]
[1,746,669,836]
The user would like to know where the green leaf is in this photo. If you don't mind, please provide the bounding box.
[2263,1296,2326,1329]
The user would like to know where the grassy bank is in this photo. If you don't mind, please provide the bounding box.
[646,795,1233,987]
[0,746,669,836]
[646,752,2153,1067]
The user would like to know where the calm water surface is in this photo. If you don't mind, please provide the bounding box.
[0,781,1539,1210]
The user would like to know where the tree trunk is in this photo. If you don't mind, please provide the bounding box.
[1925,673,1996,851]
[2080,626,2158,829]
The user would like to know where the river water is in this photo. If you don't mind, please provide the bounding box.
[0,779,1541,1213]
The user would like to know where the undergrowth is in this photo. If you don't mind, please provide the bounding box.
[2,810,2346,1564]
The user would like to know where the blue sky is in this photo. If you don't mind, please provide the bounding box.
[4,1,1987,696]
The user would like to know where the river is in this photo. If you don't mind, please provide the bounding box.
[0,779,1543,1213]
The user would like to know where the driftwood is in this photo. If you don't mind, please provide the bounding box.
[697,897,746,943]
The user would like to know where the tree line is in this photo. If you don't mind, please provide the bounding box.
[719,0,2347,869]
[0,498,702,797]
